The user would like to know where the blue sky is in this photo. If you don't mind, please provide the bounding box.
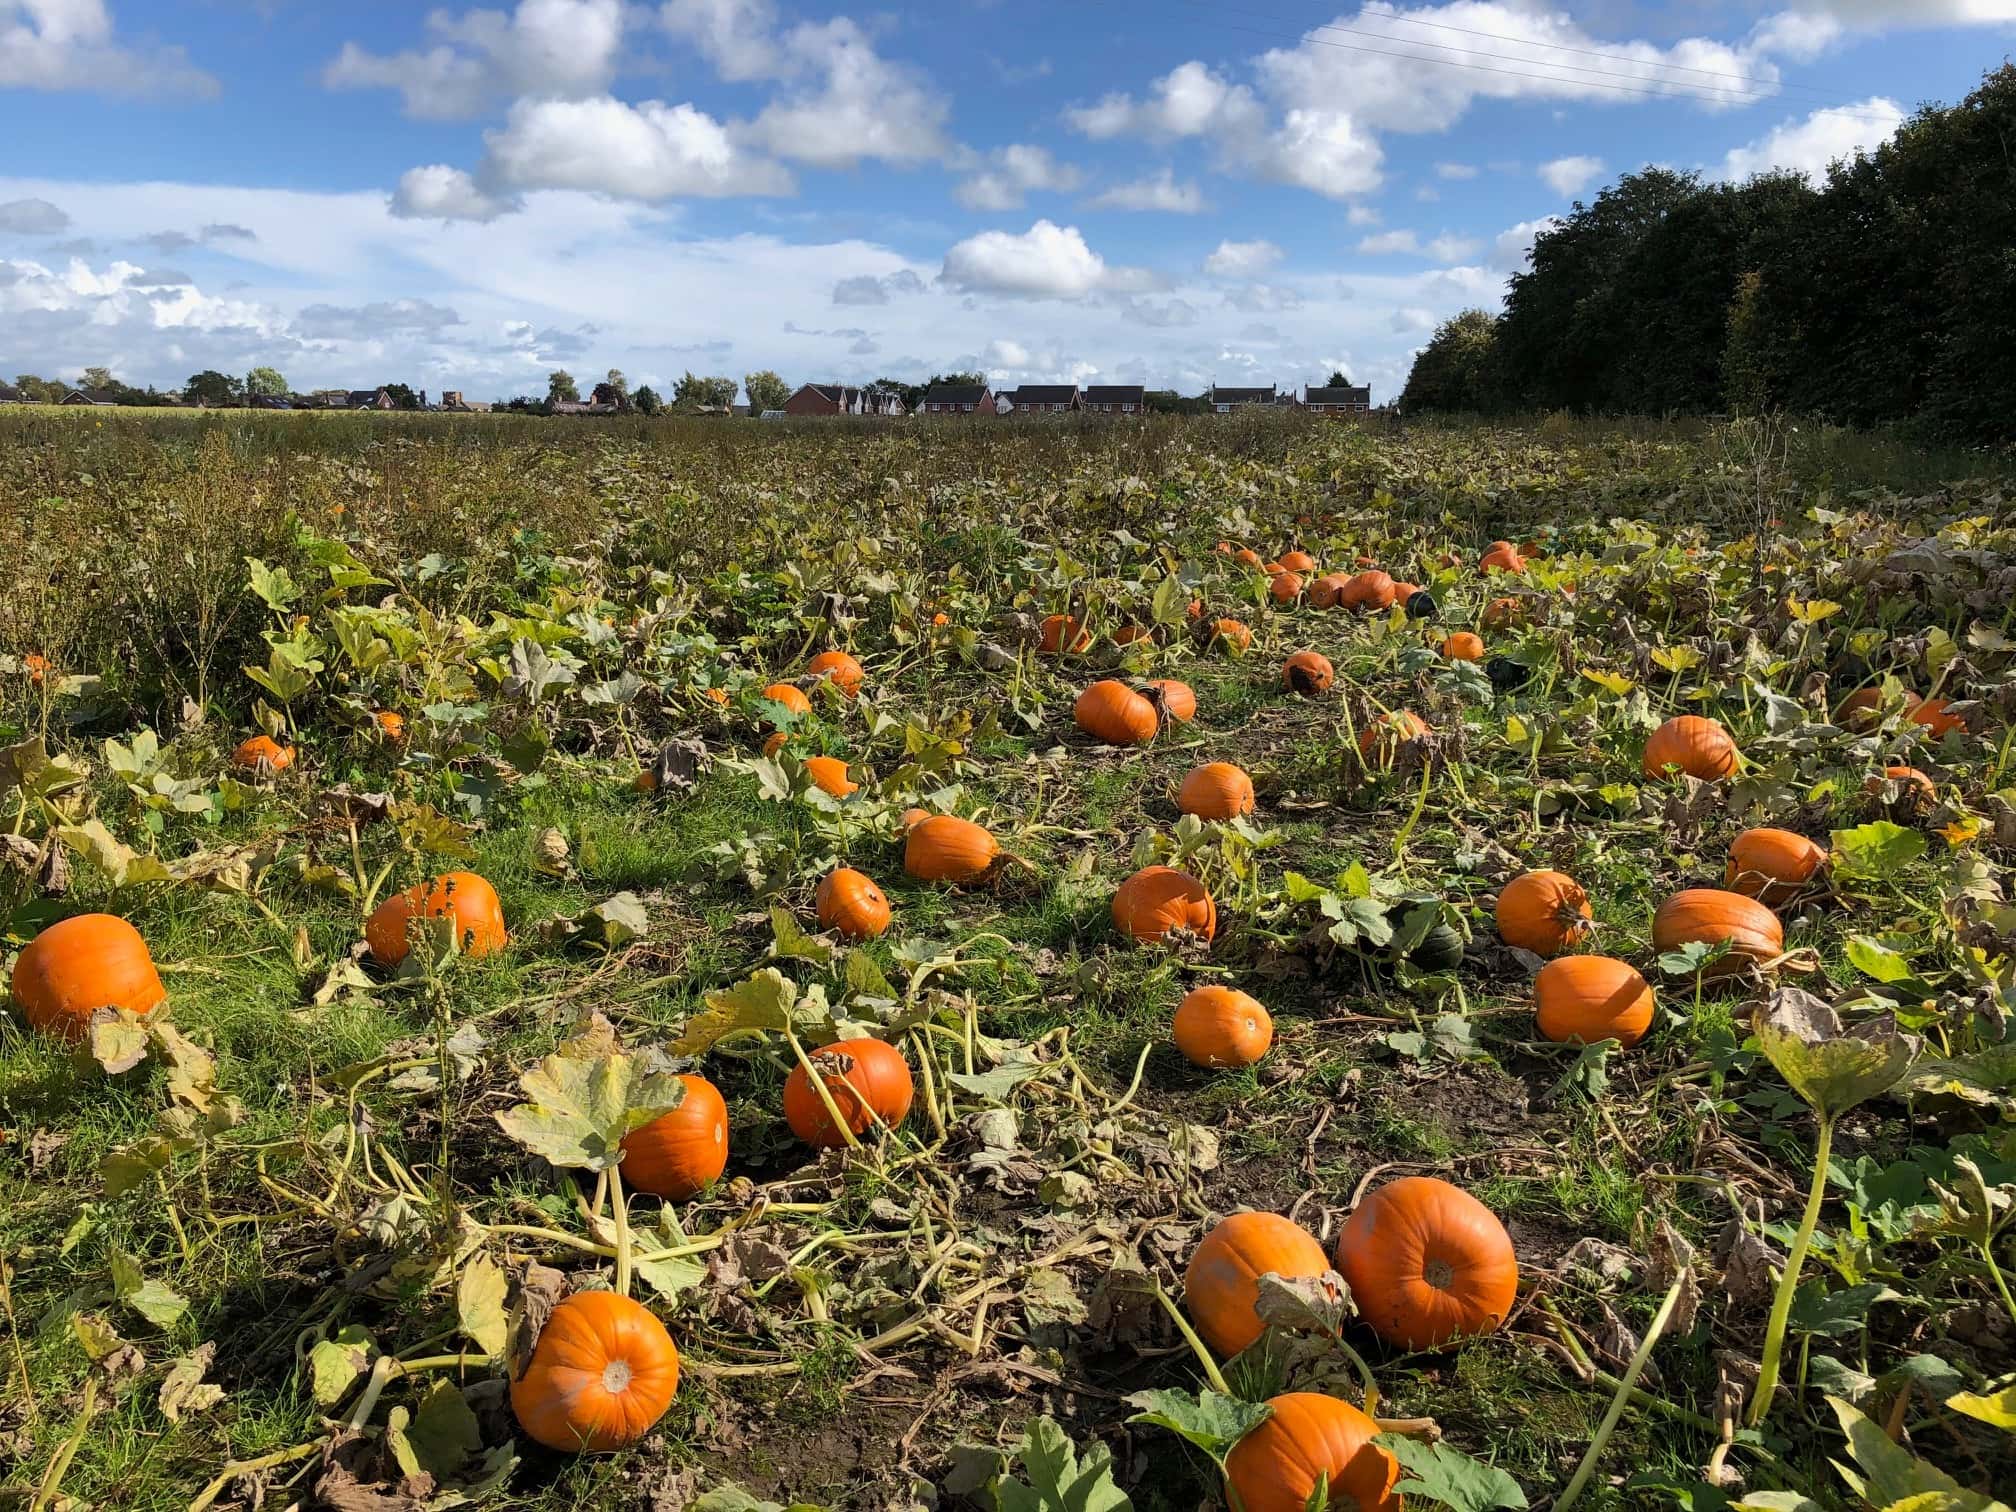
[2,0,2011,403]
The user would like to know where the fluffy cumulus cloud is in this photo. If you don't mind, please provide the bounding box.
[481,97,795,199]
[0,197,70,234]
[325,0,624,119]
[1085,169,1206,213]
[390,165,519,223]
[659,0,785,82]
[0,0,217,97]
[1719,98,1907,182]
[1203,240,1282,277]
[1539,155,1605,196]
[954,146,1082,212]
[1490,217,1560,271]
[939,220,1108,300]
[743,17,950,168]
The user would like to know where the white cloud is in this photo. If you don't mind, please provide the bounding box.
[745,18,950,168]
[1067,60,1263,140]
[1086,169,1206,213]
[1719,97,1906,182]
[1425,233,1482,263]
[1204,239,1282,277]
[832,268,926,305]
[1,0,217,97]
[0,196,71,234]
[483,96,794,199]
[1258,108,1384,198]
[954,146,1082,212]
[1791,1,2016,21]
[390,166,517,223]
[1539,155,1605,196]
[1435,162,1479,180]
[1346,205,1381,227]
[659,0,783,82]
[325,0,624,119]
[1357,230,1419,255]
[1490,217,1561,271]
[940,219,1107,300]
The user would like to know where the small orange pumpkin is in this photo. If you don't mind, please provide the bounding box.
[1112,865,1216,945]
[1308,572,1351,610]
[619,1075,730,1198]
[1535,955,1654,1049]
[1909,697,1969,739]
[761,682,811,716]
[1481,541,1526,574]
[509,1292,681,1452]
[1340,570,1396,613]
[904,815,1000,884]
[1211,618,1253,652]
[232,735,293,773]
[1282,650,1333,695]
[1233,548,1264,569]
[1224,1394,1402,1512]
[1173,985,1272,1068]
[782,1037,914,1146]
[1267,571,1302,606]
[1151,679,1198,723]
[373,710,405,742]
[1184,1212,1332,1359]
[1111,623,1152,646]
[1178,761,1255,820]
[1358,709,1429,765]
[10,913,168,1040]
[1865,764,1936,808]
[365,871,507,967]
[1038,614,1092,654]
[815,867,891,940]
[762,731,790,758]
[1726,828,1826,903]
[1334,1175,1518,1349]
[1481,595,1526,631]
[1652,888,1784,974]
[1836,685,1909,728]
[806,650,865,696]
[802,755,858,798]
[1643,715,1739,781]
[1495,870,1592,956]
[1074,680,1159,745]
[1441,631,1484,661]
[1277,549,1317,574]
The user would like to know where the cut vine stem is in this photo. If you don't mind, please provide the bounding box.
[1746,1114,1834,1428]
[1553,1272,1688,1512]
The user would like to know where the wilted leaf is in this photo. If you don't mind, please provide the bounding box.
[457,1254,509,1360]
[71,1312,125,1362]
[494,1045,687,1172]
[1753,989,1917,1121]
[310,1324,377,1406]
[87,1007,151,1074]
[1252,1270,1352,1336]
[540,892,650,950]
[159,1341,224,1422]
[669,968,797,1055]
[396,1381,483,1478]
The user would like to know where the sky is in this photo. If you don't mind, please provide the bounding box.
[1,1,2011,404]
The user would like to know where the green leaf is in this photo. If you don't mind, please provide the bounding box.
[771,905,836,965]
[0,736,89,801]
[457,1254,509,1360]
[946,1061,1051,1100]
[1733,1494,1822,1512]
[540,892,650,950]
[1788,1279,1903,1338]
[111,1250,189,1328]
[669,968,798,1055]
[1945,1387,2016,1429]
[1845,936,1915,984]
[1826,1395,1980,1508]
[1375,1435,1530,1512]
[493,1039,688,1173]
[1831,822,1927,882]
[1754,989,1917,1122]
[1125,1388,1271,1466]
[998,1416,1133,1512]
[399,1380,483,1477]
[1150,574,1187,626]
[633,1250,710,1306]
[309,1324,376,1406]
[245,557,300,611]
[844,949,897,1002]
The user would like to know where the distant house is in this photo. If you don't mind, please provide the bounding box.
[1302,383,1372,414]
[348,389,392,410]
[1208,384,1276,413]
[921,383,992,416]
[0,383,22,405]
[441,390,465,409]
[590,382,630,411]
[1083,384,1145,416]
[60,388,120,407]
[551,400,618,416]
[1004,384,1080,414]
[783,383,904,417]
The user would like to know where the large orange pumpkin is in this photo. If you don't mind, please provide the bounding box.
[1340,570,1396,613]
[366,871,507,967]
[1178,762,1255,820]
[1651,888,1783,974]
[10,913,167,1040]
[802,755,858,798]
[1075,680,1159,746]
[815,867,891,940]
[1308,573,1352,610]
[1534,955,1654,1049]
[782,1037,914,1146]
[1333,1175,1518,1350]
[1173,986,1272,1069]
[1268,571,1304,605]
[1441,631,1484,662]
[904,815,1000,884]
[1184,1212,1332,1359]
[1211,618,1253,652]
[761,682,811,717]
[1224,1394,1402,1512]
[1282,650,1334,695]
[1642,715,1739,781]
[806,650,865,697]
[1494,870,1592,956]
[619,1075,729,1198]
[1151,679,1198,723]
[1112,866,1217,945]
[1277,550,1317,574]
[509,1292,681,1452]
[1038,614,1092,654]
[1358,710,1429,765]
[1725,828,1826,904]
[232,735,293,773]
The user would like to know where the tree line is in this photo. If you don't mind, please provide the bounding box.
[1400,63,2016,444]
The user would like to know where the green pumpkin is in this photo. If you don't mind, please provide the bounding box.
[1383,900,1466,973]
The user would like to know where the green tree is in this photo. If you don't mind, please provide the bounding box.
[604,368,628,398]
[671,372,738,411]
[380,383,420,410]
[185,370,242,407]
[79,365,117,392]
[633,385,662,415]
[1720,271,1771,415]
[743,370,791,414]
[547,370,580,404]
[244,366,287,398]
[1324,369,1351,389]
[874,376,925,410]
[1399,310,1502,413]
[14,374,64,403]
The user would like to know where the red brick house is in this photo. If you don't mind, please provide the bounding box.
[1083,385,1145,415]
[783,383,905,417]
[920,383,991,416]
[1301,382,1372,413]
[1208,384,1276,413]
[1004,384,1080,414]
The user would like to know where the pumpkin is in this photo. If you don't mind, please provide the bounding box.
[1112,865,1217,945]
[1390,579,1422,604]
[1386,901,1465,972]
[1111,623,1151,646]
[1074,680,1159,746]
[1651,888,1784,974]
[1643,715,1739,781]
[1268,571,1304,605]
[761,682,811,716]
[1866,764,1936,808]
[815,867,891,940]
[1282,650,1334,695]
[366,872,507,967]
[1441,631,1485,662]
[1534,955,1654,1049]
[782,1037,914,1146]
[1836,685,1909,727]
[802,755,858,798]
[509,1292,681,1453]
[1494,870,1592,956]
[232,735,293,773]
[1233,547,1264,569]
[762,731,790,758]
[1038,614,1092,654]
[1481,541,1526,573]
[1179,761,1256,820]
[1184,1212,1332,1359]
[1340,570,1396,613]
[1481,596,1526,630]
[1359,709,1429,765]
[1151,679,1198,723]
[1404,588,1439,619]
[22,653,49,684]
[373,710,405,742]
[1260,560,1284,576]
[10,913,167,1040]
[806,650,865,696]
[900,805,931,831]
[1277,549,1317,573]
[1308,572,1352,610]
[1725,828,1826,903]
[1334,1175,1518,1350]
[1173,985,1273,1069]
[1211,618,1253,652]
[1224,1394,1402,1512]
[619,1075,729,1198]
[904,814,999,884]
[1909,697,1968,738]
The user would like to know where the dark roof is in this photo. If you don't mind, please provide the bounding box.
[347,389,382,405]
[1084,385,1145,403]
[1008,385,1078,404]
[0,383,21,402]
[924,384,989,403]
[1211,385,1276,403]
[799,383,848,402]
[1304,385,1370,404]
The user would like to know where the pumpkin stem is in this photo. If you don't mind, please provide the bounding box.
[600,1358,634,1394]
[1422,1257,1456,1291]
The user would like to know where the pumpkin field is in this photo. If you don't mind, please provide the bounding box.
[1,408,2013,1512]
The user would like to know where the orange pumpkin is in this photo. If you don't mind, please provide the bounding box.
[904,815,999,884]
[1494,870,1592,956]
[1074,680,1159,746]
[1233,548,1264,569]
[1308,572,1352,610]
[761,682,811,716]
[232,735,293,773]
[815,867,891,940]
[1151,679,1198,723]
[782,1037,914,1146]
[365,871,507,967]
[1334,1175,1518,1350]
[1268,571,1304,606]
[1211,618,1253,652]
[1277,550,1317,574]
[1225,1394,1402,1512]
[762,731,790,758]
[802,755,858,798]
[1390,580,1423,605]
[1173,985,1272,1069]
[1534,955,1654,1049]
[806,650,865,696]
[1643,715,1739,781]
[1184,1212,1332,1359]
[1282,650,1333,695]
[1836,685,1909,728]
[1340,570,1396,613]
[900,806,931,830]
[509,1292,681,1452]
[1441,631,1485,662]
[1178,761,1255,820]
[373,710,405,742]
[1111,623,1152,646]
[1038,614,1092,654]
[1481,541,1526,574]
[1358,709,1429,765]
[1651,888,1784,974]
[1910,697,1969,738]
[1481,596,1526,631]
[619,1075,729,1198]
[22,653,50,684]
[1725,828,1826,903]
[1865,764,1936,808]
[1112,865,1217,945]
[10,913,167,1040]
